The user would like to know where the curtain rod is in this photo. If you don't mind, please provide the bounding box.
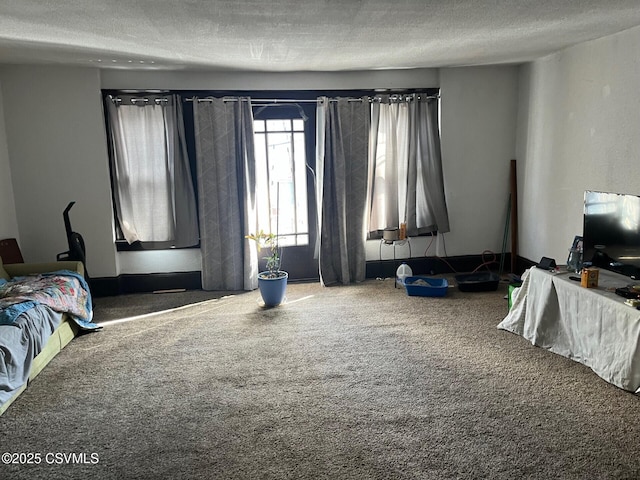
[184,94,439,104]
[108,93,440,105]
[108,96,168,105]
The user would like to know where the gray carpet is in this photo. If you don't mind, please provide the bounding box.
[1,278,639,479]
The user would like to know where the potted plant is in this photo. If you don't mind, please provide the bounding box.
[246,230,288,307]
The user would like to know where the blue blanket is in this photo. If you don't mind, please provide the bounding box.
[0,306,64,407]
[0,270,99,330]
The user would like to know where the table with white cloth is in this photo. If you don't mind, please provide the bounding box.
[498,266,640,392]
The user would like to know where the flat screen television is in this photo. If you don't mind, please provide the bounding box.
[583,190,640,279]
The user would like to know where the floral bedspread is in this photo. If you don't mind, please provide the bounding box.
[0,270,98,330]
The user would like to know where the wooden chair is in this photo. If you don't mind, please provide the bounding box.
[0,238,24,264]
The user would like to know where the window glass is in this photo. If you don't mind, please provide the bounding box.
[254,118,309,246]
[253,119,265,132]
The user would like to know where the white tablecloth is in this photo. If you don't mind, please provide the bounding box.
[498,267,640,392]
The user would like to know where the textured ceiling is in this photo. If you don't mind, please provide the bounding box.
[1,0,640,72]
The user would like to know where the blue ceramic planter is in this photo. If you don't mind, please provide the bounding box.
[258,271,288,307]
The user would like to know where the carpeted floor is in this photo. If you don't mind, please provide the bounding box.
[1,278,639,479]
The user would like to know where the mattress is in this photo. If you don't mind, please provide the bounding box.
[0,307,77,416]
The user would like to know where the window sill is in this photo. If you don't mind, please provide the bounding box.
[115,240,200,252]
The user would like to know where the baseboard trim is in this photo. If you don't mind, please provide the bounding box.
[516,255,537,274]
[365,254,515,279]
[89,271,202,297]
[90,254,533,297]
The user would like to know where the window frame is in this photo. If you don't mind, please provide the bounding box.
[253,111,310,247]
[102,88,440,251]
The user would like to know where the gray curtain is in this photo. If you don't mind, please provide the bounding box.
[369,94,450,236]
[413,96,450,234]
[166,97,201,247]
[193,97,259,291]
[316,97,369,285]
[106,93,199,247]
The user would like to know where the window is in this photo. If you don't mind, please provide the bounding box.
[104,93,199,249]
[367,93,449,238]
[253,118,309,247]
[103,89,442,255]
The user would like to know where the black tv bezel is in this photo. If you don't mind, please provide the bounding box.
[583,190,640,280]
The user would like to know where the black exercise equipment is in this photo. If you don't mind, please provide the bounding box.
[57,202,89,280]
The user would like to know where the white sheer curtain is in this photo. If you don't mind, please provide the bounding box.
[368,94,449,236]
[106,94,199,247]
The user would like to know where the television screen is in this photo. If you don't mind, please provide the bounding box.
[583,190,640,279]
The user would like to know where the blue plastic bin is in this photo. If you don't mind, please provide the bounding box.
[404,276,449,297]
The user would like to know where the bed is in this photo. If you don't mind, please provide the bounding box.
[0,258,99,416]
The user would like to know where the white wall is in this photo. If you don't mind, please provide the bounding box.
[103,68,445,273]
[0,66,117,274]
[516,25,640,265]
[0,65,518,277]
[100,68,440,91]
[364,66,520,263]
[439,66,519,257]
[0,82,19,241]
[4,24,638,278]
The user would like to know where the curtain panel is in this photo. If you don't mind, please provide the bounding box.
[316,97,369,285]
[368,94,450,237]
[105,94,199,247]
[193,97,259,291]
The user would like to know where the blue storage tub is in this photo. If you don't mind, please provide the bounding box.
[404,276,449,297]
